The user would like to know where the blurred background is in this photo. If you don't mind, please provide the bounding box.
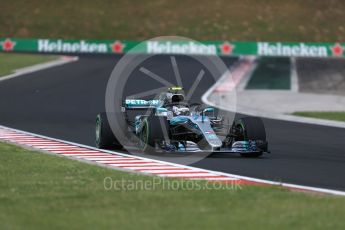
[1,0,344,122]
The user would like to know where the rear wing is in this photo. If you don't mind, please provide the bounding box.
[122,99,160,110]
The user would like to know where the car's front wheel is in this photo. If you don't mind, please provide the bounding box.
[233,116,267,158]
[138,116,169,152]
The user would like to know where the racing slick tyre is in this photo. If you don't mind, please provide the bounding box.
[233,116,267,158]
[139,116,169,153]
[95,113,122,150]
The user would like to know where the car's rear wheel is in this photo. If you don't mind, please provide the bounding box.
[95,113,122,149]
[233,116,266,158]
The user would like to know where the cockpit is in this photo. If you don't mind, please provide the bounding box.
[159,87,190,116]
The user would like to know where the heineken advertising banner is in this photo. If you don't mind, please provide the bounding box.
[0,38,344,57]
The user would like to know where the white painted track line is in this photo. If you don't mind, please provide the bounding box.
[0,56,79,82]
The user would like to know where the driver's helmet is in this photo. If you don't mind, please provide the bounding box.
[160,87,185,105]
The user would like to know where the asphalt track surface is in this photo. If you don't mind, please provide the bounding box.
[0,54,344,191]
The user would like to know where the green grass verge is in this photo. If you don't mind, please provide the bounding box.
[1,0,344,42]
[0,53,57,77]
[293,111,345,122]
[1,141,345,229]
[246,57,291,89]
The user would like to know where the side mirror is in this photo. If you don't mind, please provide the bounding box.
[203,107,214,113]
[202,107,214,122]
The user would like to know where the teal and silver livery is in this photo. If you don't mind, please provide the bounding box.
[96,87,269,157]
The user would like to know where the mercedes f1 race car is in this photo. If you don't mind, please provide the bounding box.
[95,87,268,157]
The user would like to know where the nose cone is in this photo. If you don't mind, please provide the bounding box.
[194,119,222,148]
[206,134,223,148]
